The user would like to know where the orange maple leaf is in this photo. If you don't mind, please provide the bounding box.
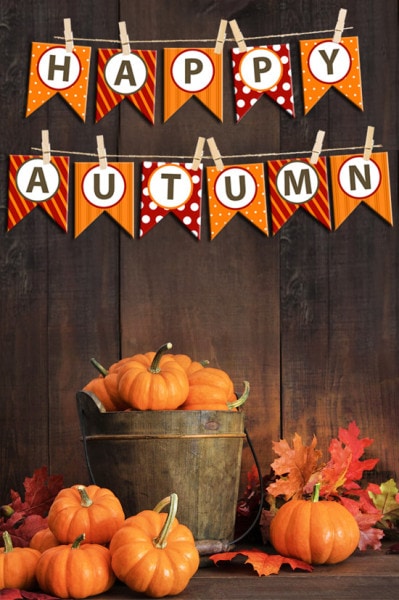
[210,549,313,576]
[267,433,322,500]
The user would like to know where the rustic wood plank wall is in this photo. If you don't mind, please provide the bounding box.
[0,0,397,507]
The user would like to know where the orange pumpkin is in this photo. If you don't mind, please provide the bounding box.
[36,533,115,599]
[83,358,129,411]
[0,531,41,590]
[168,354,208,376]
[110,493,199,598]
[47,484,125,544]
[117,343,189,410]
[29,527,60,552]
[269,485,360,564]
[181,367,249,410]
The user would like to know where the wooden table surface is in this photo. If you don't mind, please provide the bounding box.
[94,544,399,600]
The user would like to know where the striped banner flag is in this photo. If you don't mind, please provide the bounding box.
[95,48,157,123]
[7,155,69,231]
[268,157,331,234]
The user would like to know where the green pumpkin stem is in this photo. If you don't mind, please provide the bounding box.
[72,533,85,549]
[152,493,178,549]
[149,343,173,374]
[2,531,14,553]
[227,380,250,410]
[312,482,321,502]
[76,485,93,508]
[90,357,108,377]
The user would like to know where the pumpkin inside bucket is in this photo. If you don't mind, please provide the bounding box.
[76,390,246,542]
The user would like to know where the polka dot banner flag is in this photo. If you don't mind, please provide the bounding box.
[231,45,295,122]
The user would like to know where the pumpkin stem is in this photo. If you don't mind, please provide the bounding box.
[149,343,173,374]
[90,357,108,377]
[312,482,321,502]
[152,493,178,549]
[227,380,250,410]
[72,533,85,549]
[2,531,14,553]
[76,485,93,508]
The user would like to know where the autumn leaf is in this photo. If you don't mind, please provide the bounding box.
[0,590,59,600]
[339,494,383,551]
[210,549,313,576]
[267,433,322,500]
[368,479,399,526]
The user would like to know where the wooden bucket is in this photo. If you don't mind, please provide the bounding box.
[76,390,246,542]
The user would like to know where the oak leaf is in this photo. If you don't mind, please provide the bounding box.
[210,549,313,576]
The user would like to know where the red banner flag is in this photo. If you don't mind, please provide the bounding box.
[7,155,69,231]
[206,163,268,239]
[74,162,134,237]
[95,48,157,123]
[140,162,203,238]
[164,48,223,122]
[26,42,91,121]
[231,44,295,121]
[300,37,363,114]
[329,153,392,229]
[268,157,331,234]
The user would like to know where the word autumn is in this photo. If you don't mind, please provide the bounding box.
[26,34,363,123]
[7,152,392,239]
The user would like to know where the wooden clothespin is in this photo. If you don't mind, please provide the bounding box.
[363,126,375,161]
[207,137,224,171]
[191,137,206,171]
[119,21,131,55]
[229,19,247,53]
[96,135,107,170]
[41,130,51,165]
[214,19,228,54]
[332,8,347,44]
[310,130,325,164]
[64,18,74,53]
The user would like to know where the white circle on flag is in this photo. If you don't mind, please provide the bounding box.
[275,161,319,204]
[308,41,351,83]
[239,47,283,91]
[171,50,214,92]
[148,164,193,209]
[215,167,257,210]
[338,156,381,199]
[104,52,148,94]
[16,159,60,202]
[82,165,126,208]
[38,47,81,90]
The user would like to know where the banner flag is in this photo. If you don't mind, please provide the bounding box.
[300,37,363,114]
[7,155,69,231]
[164,48,223,122]
[206,163,268,239]
[231,44,295,121]
[95,48,157,123]
[140,162,203,238]
[329,153,392,229]
[74,162,134,237]
[268,157,331,234]
[26,42,91,121]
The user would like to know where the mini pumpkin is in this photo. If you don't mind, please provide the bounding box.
[83,358,129,411]
[47,484,125,544]
[269,484,360,564]
[29,527,60,552]
[0,531,41,590]
[117,343,189,410]
[36,533,115,599]
[168,353,208,376]
[181,367,249,410]
[110,493,199,598]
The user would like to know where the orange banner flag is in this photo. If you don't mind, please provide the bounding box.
[95,48,156,123]
[164,48,223,122]
[329,153,392,229]
[74,162,134,237]
[300,37,363,114]
[26,42,91,121]
[268,157,331,234]
[206,163,268,239]
[7,155,69,231]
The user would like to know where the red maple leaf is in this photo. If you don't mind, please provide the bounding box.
[210,549,313,576]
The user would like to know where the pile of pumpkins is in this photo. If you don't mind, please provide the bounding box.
[1,484,199,598]
[83,342,250,412]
